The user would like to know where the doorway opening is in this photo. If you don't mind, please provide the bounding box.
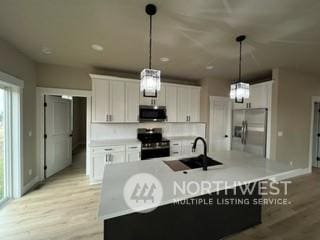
[43,95,87,179]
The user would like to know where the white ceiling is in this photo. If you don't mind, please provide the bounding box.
[0,0,320,81]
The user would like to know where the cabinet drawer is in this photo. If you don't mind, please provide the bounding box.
[126,144,141,152]
[170,141,182,147]
[170,149,181,156]
[92,145,125,153]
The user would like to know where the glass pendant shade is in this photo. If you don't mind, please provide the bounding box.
[140,68,161,97]
[230,82,250,102]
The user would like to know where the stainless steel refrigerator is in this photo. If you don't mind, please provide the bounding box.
[231,108,268,157]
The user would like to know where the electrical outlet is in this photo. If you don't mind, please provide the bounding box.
[28,169,32,176]
[278,131,283,137]
[28,131,32,137]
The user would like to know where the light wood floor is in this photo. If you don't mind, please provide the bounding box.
[0,150,320,240]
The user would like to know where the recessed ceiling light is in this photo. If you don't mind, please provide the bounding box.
[206,65,214,70]
[160,57,170,62]
[91,44,104,51]
[42,47,52,55]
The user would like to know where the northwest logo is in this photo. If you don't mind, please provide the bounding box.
[123,173,163,213]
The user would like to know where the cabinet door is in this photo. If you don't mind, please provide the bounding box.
[250,83,268,109]
[182,143,192,155]
[92,78,109,122]
[109,81,125,122]
[177,87,189,122]
[126,151,141,162]
[233,100,248,110]
[110,151,126,164]
[189,88,200,122]
[165,85,177,122]
[92,153,107,181]
[126,82,140,122]
[155,87,166,106]
[140,94,153,105]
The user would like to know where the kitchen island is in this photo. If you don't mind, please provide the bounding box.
[99,150,300,240]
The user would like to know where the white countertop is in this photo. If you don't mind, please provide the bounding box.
[165,136,198,141]
[89,138,141,147]
[98,150,298,220]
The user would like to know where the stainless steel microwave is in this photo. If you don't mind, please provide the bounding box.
[139,105,167,122]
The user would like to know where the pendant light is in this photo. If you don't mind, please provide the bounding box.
[140,4,161,98]
[230,35,250,103]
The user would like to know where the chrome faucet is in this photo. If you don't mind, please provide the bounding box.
[192,137,208,171]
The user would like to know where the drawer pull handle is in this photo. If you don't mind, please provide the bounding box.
[173,152,179,154]
[105,148,113,151]
[173,144,179,146]
[130,147,138,149]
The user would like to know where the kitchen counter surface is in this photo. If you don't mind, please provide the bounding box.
[89,138,141,147]
[166,136,198,141]
[98,150,300,220]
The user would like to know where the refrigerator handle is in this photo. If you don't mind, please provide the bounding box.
[241,121,245,144]
[244,121,248,144]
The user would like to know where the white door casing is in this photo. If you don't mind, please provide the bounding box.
[45,96,72,178]
[209,96,232,152]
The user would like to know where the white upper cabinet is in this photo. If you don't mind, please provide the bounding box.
[232,81,272,110]
[109,81,125,122]
[92,78,109,122]
[177,86,201,122]
[140,86,166,106]
[177,87,189,122]
[90,74,201,123]
[189,88,200,122]
[125,82,140,122]
[165,85,177,122]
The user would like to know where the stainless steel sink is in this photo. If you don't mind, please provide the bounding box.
[164,155,223,172]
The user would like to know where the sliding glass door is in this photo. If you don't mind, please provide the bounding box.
[0,88,5,203]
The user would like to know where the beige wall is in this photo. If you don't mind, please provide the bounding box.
[36,63,199,90]
[0,38,37,185]
[271,68,320,168]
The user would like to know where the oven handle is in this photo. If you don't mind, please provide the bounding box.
[142,146,170,150]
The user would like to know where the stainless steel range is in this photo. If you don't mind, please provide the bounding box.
[137,128,170,160]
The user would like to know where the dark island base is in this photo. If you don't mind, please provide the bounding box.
[104,182,262,240]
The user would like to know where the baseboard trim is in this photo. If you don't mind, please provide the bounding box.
[22,176,39,195]
[272,168,311,182]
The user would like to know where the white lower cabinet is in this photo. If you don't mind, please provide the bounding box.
[126,151,141,162]
[90,143,141,182]
[91,153,107,182]
[170,139,204,157]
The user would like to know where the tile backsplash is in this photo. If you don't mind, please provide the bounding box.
[91,123,206,140]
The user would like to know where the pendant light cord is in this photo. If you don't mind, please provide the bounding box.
[239,40,242,83]
[149,14,152,69]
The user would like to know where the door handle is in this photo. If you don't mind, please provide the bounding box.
[69,134,73,137]
[224,135,228,138]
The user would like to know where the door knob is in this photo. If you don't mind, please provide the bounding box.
[224,135,228,138]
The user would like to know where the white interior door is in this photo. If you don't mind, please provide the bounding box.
[209,96,232,152]
[45,95,72,178]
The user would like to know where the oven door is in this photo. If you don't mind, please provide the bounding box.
[141,147,170,160]
[139,105,167,122]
